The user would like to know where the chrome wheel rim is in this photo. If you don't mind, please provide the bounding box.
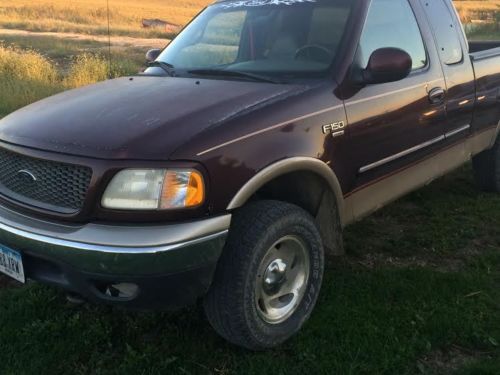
[255,235,310,324]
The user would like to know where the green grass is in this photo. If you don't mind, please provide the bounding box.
[0,33,149,69]
[0,168,498,375]
[345,169,500,259]
[465,23,500,41]
[0,33,108,59]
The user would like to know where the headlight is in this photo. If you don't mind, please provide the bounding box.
[102,169,205,210]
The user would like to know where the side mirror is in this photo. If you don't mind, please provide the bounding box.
[362,48,412,84]
[146,48,162,63]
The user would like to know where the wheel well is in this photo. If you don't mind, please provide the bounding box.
[249,171,344,257]
[251,171,323,215]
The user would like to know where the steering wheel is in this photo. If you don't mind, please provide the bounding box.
[295,45,334,64]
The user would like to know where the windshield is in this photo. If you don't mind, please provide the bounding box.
[152,0,354,81]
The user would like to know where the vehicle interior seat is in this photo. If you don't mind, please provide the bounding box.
[267,33,300,61]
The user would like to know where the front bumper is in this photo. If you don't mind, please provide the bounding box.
[0,203,230,309]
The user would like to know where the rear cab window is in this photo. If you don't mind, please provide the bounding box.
[358,0,427,71]
[419,0,464,65]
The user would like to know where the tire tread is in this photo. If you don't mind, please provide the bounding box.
[473,135,500,192]
[204,200,322,349]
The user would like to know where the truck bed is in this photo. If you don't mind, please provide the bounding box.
[469,41,500,56]
[468,40,500,137]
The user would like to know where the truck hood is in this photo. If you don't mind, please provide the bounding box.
[0,76,301,160]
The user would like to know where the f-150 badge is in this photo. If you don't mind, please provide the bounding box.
[322,121,346,137]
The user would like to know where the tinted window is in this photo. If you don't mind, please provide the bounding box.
[420,0,463,65]
[359,0,427,70]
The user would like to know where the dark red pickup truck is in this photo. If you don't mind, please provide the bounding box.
[0,0,499,349]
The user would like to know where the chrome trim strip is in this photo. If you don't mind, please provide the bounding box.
[197,104,344,156]
[359,135,445,174]
[0,202,231,248]
[0,219,228,254]
[345,79,443,107]
[445,124,470,138]
[331,130,345,138]
[345,128,498,226]
[359,125,473,174]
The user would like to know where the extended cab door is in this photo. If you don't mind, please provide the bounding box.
[419,0,475,140]
[343,0,447,192]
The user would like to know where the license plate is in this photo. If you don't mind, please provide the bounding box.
[0,245,25,283]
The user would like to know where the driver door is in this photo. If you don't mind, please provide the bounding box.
[344,0,447,192]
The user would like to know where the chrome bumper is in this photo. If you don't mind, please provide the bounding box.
[0,204,230,276]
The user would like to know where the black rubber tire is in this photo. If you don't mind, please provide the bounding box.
[472,135,500,193]
[203,200,324,350]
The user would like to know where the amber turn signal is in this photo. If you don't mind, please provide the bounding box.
[160,170,205,209]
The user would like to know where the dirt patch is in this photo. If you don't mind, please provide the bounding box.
[349,253,466,273]
[417,346,494,374]
[344,237,493,273]
[0,28,169,49]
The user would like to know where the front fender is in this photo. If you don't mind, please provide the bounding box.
[227,157,347,225]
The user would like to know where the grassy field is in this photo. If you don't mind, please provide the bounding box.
[454,0,500,17]
[0,1,499,41]
[0,0,212,38]
[0,1,499,374]
[0,167,498,374]
[0,1,498,37]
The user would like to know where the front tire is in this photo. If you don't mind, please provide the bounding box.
[203,200,324,350]
[473,135,500,192]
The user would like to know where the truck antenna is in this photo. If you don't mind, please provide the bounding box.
[106,0,112,79]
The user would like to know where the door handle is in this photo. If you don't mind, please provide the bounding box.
[428,87,446,104]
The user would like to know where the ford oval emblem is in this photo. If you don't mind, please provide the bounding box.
[16,170,38,185]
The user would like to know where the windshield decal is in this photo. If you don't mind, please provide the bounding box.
[220,0,317,9]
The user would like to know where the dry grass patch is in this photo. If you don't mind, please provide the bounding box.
[454,0,500,20]
[0,45,61,117]
[0,0,212,38]
[0,45,140,117]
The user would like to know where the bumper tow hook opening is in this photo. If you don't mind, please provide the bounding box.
[100,283,139,300]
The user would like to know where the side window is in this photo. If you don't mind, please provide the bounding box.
[420,0,463,65]
[359,0,427,70]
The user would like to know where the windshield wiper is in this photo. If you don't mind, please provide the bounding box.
[148,61,175,77]
[188,69,280,84]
